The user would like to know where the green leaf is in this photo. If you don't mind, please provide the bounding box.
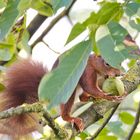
[18,0,32,13]
[119,112,135,125]
[132,133,140,140]
[84,2,123,26]
[127,59,136,68]
[135,0,140,3]
[96,135,117,140]
[66,2,123,45]
[125,2,140,18]
[95,25,125,68]
[98,128,109,136]
[107,21,128,45]
[129,20,140,31]
[96,2,122,24]
[83,12,98,26]
[38,40,92,109]
[65,23,86,45]
[0,1,6,8]
[0,42,15,61]
[4,54,17,67]
[0,0,20,41]
[6,33,16,44]
[117,44,140,60]
[18,30,31,53]
[79,132,89,140]
[51,0,73,13]
[107,121,125,138]
[31,0,53,16]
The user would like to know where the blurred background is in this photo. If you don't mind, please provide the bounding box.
[1,0,140,139]
[25,0,140,139]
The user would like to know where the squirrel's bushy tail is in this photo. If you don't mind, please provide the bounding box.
[0,59,47,140]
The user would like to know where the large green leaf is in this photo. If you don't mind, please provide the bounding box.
[95,24,137,68]
[107,22,128,45]
[51,0,73,13]
[38,40,92,109]
[119,112,135,125]
[125,2,140,18]
[65,23,86,45]
[95,2,123,24]
[0,0,20,41]
[95,25,125,68]
[0,42,15,61]
[65,2,123,45]
[84,2,123,26]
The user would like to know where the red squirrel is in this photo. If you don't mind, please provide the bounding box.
[0,59,47,140]
[60,54,122,131]
[0,54,122,139]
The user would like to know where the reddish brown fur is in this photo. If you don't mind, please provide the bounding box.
[0,59,47,139]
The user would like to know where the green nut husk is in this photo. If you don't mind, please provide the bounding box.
[115,77,125,95]
[102,77,125,95]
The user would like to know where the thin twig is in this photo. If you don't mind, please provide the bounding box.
[89,104,119,140]
[67,15,74,26]
[0,102,43,119]
[43,110,67,139]
[30,0,77,48]
[126,101,140,140]
[42,40,61,54]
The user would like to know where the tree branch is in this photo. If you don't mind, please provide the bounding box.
[0,59,140,139]
[30,0,77,48]
[0,102,68,139]
[42,108,68,139]
[0,103,43,119]
[89,104,119,139]
[27,14,47,39]
[67,60,140,138]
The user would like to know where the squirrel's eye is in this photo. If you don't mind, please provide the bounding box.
[104,62,110,66]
